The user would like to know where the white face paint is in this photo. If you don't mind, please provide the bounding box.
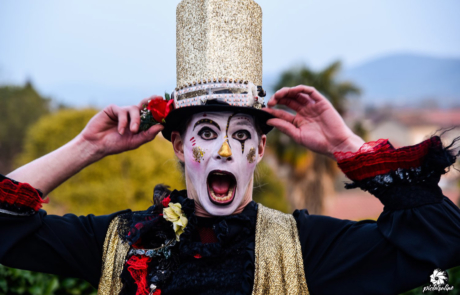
[183,111,260,216]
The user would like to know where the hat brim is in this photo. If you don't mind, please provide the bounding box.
[161,105,275,141]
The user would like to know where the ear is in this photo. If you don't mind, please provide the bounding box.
[171,131,185,162]
[256,134,267,164]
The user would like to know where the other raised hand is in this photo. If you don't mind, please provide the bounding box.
[263,85,364,159]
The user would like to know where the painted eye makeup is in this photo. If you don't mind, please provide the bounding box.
[198,127,218,140]
[232,130,251,142]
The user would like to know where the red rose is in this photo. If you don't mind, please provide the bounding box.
[147,98,175,123]
[161,196,171,207]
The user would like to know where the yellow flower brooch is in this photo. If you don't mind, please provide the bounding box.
[163,200,188,241]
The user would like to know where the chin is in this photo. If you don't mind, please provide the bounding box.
[201,200,241,216]
[200,170,246,216]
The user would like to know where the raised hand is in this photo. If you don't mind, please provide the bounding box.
[263,85,364,159]
[7,96,166,195]
[79,96,164,157]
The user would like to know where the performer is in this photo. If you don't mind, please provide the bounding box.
[1,0,459,294]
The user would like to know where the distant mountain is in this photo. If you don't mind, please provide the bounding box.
[341,53,460,107]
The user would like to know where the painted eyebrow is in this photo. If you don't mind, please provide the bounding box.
[235,121,253,127]
[193,119,221,131]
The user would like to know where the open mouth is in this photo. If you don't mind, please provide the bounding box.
[207,170,237,205]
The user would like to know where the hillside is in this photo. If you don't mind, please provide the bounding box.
[341,53,460,107]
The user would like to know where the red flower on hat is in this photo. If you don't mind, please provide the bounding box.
[147,98,174,123]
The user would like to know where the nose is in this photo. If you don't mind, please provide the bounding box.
[215,140,233,161]
[218,140,232,157]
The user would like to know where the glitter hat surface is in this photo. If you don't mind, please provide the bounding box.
[162,0,273,141]
[176,0,262,90]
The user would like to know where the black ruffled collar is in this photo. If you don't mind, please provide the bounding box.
[120,189,258,295]
[164,190,257,295]
[171,189,257,258]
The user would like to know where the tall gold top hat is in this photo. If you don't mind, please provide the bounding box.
[162,0,273,140]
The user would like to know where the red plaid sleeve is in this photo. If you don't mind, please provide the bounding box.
[334,137,442,181]
[0,178,48,214]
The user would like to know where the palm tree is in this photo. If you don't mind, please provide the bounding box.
[268,61,360,214]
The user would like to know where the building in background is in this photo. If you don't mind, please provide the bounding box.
[366,108,460,147]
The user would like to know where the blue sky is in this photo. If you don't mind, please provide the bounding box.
[1,0,459,107]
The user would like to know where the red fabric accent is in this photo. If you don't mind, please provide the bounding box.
[152,290,161,295]
[126,255,152,295]
[132,238,143,249]
[194,253,202,259]
[197,227,218,244]
[161,196,171,207]
[0,179,48,211]
[334,137,442,181]
[334,139,393,161]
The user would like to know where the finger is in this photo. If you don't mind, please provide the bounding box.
[112,106,128,135]
[270,97,304,112]
[127,106,141,133]
[268,87,311,109]
[267,87,290,107]
[267,94,277,108]
[262,107,295,123]
[287,85,326,102]
[274,87,313,106]
[138,95,163,109]
[274,87,291,99]
[130,124,164,147]
[103,104,118,122]
[292,92,315,106]
[266,118,300,141]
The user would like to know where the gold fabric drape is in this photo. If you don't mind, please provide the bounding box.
[98,204,309,295]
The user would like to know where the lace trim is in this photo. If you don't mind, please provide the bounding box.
[0,179,48,213]
[335,137,442,181]
[0,208,34,216]
[345,167,445,210]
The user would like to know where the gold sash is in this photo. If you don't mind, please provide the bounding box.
[98,204,309,294]
[98,217,129,294]
[252,204,309,295]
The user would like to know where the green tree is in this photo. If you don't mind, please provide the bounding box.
[269,61,360,214]
[274,61,359,114]
[0,264,96,295]
[253,161,290,213]
[0,82,50,174]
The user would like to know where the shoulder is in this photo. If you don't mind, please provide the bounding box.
[257,203,297,231]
